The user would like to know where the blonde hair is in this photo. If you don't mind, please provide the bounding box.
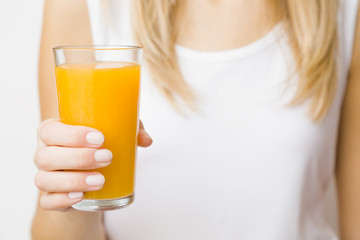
[133,0,338,120]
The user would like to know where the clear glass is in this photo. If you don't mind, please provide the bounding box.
[53,45,143,211]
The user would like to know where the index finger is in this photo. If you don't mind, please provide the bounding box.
[39,119,104,148]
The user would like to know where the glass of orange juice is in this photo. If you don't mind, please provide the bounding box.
[53,46,143,211]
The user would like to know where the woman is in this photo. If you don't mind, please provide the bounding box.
[32,0,360,239]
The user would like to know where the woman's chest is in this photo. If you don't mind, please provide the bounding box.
[139,44,341,167]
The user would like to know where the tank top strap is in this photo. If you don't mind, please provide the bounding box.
[338,0,359,76]
[86,0,136,45]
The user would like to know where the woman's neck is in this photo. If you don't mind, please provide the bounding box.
[175,0,281,51]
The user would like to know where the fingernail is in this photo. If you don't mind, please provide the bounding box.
[86,132,105,145]
[86,175,105,186]
[68,192,83,199]
[94,149,113,163]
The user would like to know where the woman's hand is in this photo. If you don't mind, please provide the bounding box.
[33,119,152,211]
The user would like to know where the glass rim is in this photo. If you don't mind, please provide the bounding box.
[53,45,143,51]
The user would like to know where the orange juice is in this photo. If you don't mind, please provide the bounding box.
[55,62,140,200]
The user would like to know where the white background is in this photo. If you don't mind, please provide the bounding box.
[0,1,339,239]
[0,0,43,239]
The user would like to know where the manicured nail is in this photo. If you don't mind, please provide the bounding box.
[86,132,105,145]
[68,192,83,199]
[86,175,105,186]
[94,149,113,163]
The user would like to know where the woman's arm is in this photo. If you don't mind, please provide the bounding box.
[31,0,106,239]
[336,4,360,240]
[38,0,93,120]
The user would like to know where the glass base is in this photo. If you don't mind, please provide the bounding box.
[72,194,134,211]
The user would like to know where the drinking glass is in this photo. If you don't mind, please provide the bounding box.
[53,45,143,211]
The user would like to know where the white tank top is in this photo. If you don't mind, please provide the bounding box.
[86,1,359,239]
